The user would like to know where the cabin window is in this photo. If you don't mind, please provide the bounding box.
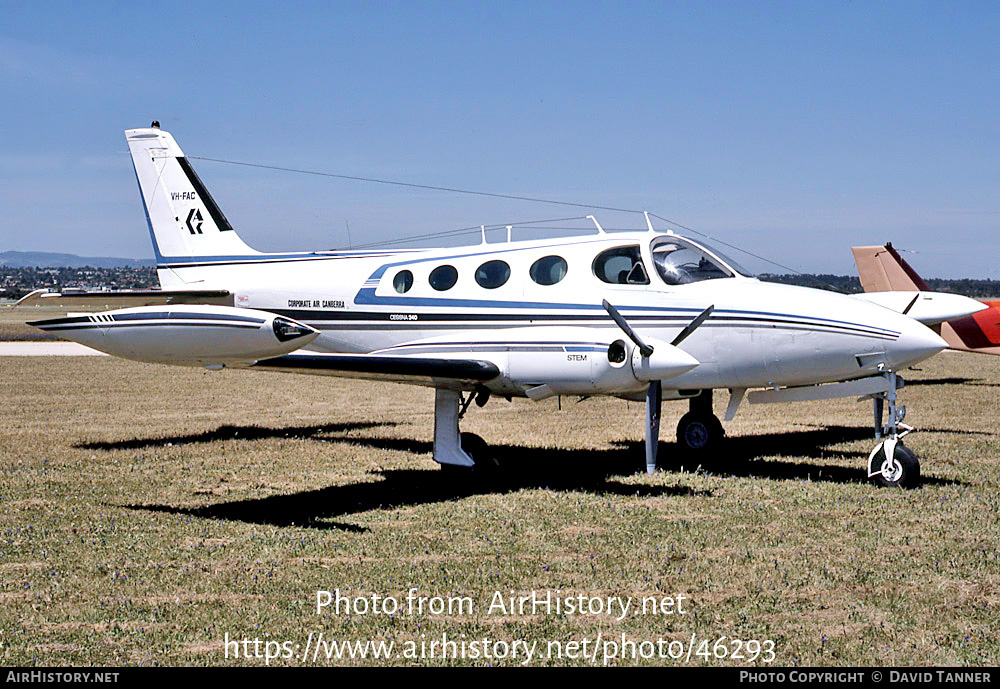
[593,245,649,285]
[651,239,733,286]
[392,270,413,293]
[529,255,568,285]
[429,264,458,291]
[475,260,511,289]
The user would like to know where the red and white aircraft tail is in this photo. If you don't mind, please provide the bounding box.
[852,243,1000,356]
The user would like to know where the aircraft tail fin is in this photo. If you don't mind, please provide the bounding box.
[125,125,258,285]
[851,243,930,293]
[852,242,1000,354]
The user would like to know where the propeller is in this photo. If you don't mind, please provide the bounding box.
[602,299,653,357]
[670,305,714,346]
[603,300,714,474]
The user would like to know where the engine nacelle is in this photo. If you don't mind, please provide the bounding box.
[29,305,318,366]
[373,326,699,397]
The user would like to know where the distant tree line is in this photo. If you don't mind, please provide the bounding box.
[759,273,863,293]
[759,273,1000,299]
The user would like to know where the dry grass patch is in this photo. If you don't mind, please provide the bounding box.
[0,353,997,665]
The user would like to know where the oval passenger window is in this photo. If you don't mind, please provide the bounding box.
[393,270,413,293]
[475,260,511,289]
[429,265,458,291]
[529,255,568,286]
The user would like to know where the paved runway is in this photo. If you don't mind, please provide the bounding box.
[0,342,107,356]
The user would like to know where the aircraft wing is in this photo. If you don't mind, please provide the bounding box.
[14,288,233,308]
[250,352,501,388]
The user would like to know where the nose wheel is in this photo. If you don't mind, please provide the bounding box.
[868,438,920,488]
[867,370,921,488]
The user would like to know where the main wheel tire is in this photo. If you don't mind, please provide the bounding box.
[439,433,499,475]
[676,412,725,459]
[870,442,921,488]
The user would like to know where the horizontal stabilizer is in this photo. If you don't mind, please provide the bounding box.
[852,291,987,325]
[14,288,232,308]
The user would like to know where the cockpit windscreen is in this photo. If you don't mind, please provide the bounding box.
[651,237,747,286]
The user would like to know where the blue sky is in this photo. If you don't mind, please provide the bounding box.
[1,1,997,277]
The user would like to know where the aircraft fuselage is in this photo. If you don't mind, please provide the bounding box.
[155,231,945,398]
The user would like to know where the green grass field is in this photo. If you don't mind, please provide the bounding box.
[1,351,998,666]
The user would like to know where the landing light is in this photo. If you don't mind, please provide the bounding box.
[273,317,316,342]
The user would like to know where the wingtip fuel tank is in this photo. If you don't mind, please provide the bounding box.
[29,305,318,366]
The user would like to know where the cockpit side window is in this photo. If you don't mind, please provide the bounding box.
[593,245,650,285]
[651,239,733,286]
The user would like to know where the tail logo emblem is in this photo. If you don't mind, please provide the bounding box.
[186,208,204,235]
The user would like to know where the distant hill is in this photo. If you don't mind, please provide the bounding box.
[0,251,155,268]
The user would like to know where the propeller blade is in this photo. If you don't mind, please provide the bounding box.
[670,304,715,347]
[602,299,653,357]
[902,293,920,315]
[645,380,662,474]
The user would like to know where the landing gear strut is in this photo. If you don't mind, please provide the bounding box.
[434,389,498,475]
[867,370,920,488]
[676,390,725,459]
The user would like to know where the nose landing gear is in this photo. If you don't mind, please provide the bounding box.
[867,370,921,488]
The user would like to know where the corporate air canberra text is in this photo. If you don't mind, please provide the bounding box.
[316,588,689,621]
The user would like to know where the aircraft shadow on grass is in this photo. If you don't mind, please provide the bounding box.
[76,421,393,451]
[901,376,983,387]
[123,423,961,532]
[902,375,1000,390]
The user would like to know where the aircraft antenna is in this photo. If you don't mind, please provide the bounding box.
[189,155,646,215]
[587,215,605,234]
[189,154,845,288]
[348,215,591,249]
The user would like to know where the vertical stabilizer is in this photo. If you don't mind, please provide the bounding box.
[125,126,258,285]
[851,243,930,293]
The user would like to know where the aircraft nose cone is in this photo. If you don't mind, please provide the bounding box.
[885,318,947,368]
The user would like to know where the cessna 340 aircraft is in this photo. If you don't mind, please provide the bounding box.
[21,124,986,488]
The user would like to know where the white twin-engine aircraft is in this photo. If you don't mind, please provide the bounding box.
[27,124,986,488]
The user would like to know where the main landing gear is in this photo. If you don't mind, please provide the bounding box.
[867,370,921,488]
[675,389,725,459]
[434,388,499,475]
